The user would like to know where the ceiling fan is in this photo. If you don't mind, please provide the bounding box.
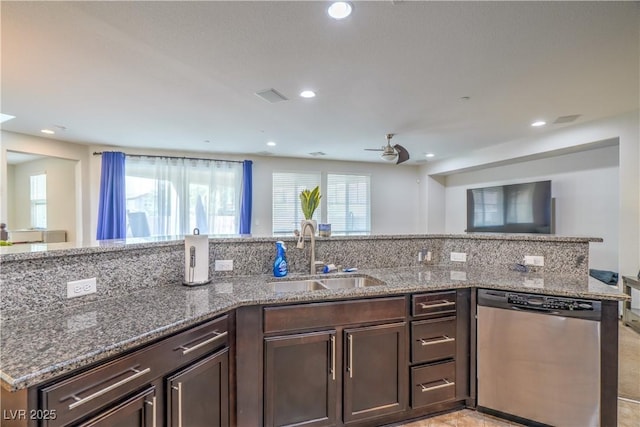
[364,133,410,164]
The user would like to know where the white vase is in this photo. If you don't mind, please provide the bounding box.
[300,219,317,236]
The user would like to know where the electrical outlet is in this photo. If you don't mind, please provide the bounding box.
[450,271,467,281]
[418,249,432,262]
[524,255,545,266]
[215,260,234,271]
[450,252,467,262]
[66,278,97,298]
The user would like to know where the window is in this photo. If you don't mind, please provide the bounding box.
[272,172,321,235]
[327,174,370,235]
[271,172,371,236]
[30,174,47,228]
[125,157,242,237]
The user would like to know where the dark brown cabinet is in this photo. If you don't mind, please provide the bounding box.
[258,297,408,427]
[166,348,229,427]
[264,331,337,427]
[343,323,407,423]
[76,386,156,427]
[30,314,231,427]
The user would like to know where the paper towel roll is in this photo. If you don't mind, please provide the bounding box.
[183,229,210,286]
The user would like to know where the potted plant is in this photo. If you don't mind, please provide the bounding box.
[299,186,321,234]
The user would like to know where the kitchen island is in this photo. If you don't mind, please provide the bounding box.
[0,234,627,426]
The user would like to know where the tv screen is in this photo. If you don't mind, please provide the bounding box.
[466,180,552,234]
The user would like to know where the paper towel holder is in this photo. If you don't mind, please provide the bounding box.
[183,228,211,287]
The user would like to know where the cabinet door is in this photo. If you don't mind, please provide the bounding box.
[166,348,229,427]
[343,322,407,423]
[76,386,156,427]
[264,331,337,427]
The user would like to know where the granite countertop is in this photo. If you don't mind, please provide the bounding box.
[0,265,626,391]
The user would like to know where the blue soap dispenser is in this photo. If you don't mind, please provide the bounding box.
[273,241,288,277]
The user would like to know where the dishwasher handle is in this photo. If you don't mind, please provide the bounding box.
[511,305,560,315]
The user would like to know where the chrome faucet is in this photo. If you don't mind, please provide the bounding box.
[299,221,317,275]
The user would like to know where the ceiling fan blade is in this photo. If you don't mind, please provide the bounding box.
[364,148,384,151]
[394,144,410,164]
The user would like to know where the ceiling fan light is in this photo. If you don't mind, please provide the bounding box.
[381,152,398,162]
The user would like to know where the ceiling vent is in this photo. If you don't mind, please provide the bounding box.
[309,151,326,157]
[553,114,581,124]
[255,89,288,103]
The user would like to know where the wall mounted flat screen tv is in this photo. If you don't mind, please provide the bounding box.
[466,180,552,234]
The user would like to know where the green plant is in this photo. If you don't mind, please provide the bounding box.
[299,186,322,220]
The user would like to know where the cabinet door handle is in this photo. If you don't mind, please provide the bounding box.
[419,335,455,346]
[330,335,336,381]
[68,367,151,410]
[172,382,183,427]
[347,334,353,379]
[179,331,227,355]
[419,300,455,309]
[145,396,157,427]
[419,379,455,392]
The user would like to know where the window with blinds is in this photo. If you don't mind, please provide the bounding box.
[272,172,321,235]
[30,173,47,228]
[272,172,371,235]
[327,174,370,235]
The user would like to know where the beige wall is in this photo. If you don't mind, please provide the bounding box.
[9,157,77,242]
[1,131,91,243]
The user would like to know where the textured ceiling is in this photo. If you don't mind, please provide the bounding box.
[1,1,638,164]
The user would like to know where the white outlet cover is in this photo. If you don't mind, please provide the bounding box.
[524,255,545,266]
[450,252,467,262]
[215,260,234,271]
[67,278,97,298]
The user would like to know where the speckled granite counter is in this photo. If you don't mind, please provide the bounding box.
[0,265,626,392]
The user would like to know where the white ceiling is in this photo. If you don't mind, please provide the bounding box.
[1,1,638,165]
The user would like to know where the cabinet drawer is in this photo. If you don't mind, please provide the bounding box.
[263,297,406,334]
[412,291,456,318]
[40,315,228,427]
[411,317,456,363]
[411,361,456,409]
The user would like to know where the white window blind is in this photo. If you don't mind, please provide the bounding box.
[272,172,321,235]
[327,174,370,235]
[30,173,47,228]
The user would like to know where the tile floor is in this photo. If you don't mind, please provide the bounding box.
[393,322,640,427]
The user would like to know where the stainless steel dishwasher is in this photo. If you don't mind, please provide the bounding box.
[477,289,602,427]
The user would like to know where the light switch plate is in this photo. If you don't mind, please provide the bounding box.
[524,255,545,266]
[450,252,467,262]
[67,278,97,298]
[215,260,234,271]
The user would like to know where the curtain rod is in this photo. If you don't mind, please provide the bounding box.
[92,151,244,164]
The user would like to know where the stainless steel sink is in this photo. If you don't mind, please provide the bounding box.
[270,275,383,292]
[319,276,382,289]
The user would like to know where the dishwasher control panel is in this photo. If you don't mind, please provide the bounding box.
[507,293,595,311]
[478,289,602,321]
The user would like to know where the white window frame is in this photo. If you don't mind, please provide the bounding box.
[30,173,47,228]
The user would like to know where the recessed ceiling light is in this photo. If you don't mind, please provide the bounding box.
[328,2,352,20]
[41,129,55,134]
[425,153,435,158]
[531,120,546,127]
[266,141,277,147]
[300,90,316,98]
[0,113,16,123]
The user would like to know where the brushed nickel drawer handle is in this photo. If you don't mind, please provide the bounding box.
[145,396,157,427]
[179,331,227,355]
[172,383,183,427]
[330,335,336,381]
[419,335,455,346]
[347,334,353,379]
[420,379,455,392]
[419,300,455,309]
[68,367,151,410]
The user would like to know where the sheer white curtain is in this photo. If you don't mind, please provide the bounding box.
[125,157,242,237]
